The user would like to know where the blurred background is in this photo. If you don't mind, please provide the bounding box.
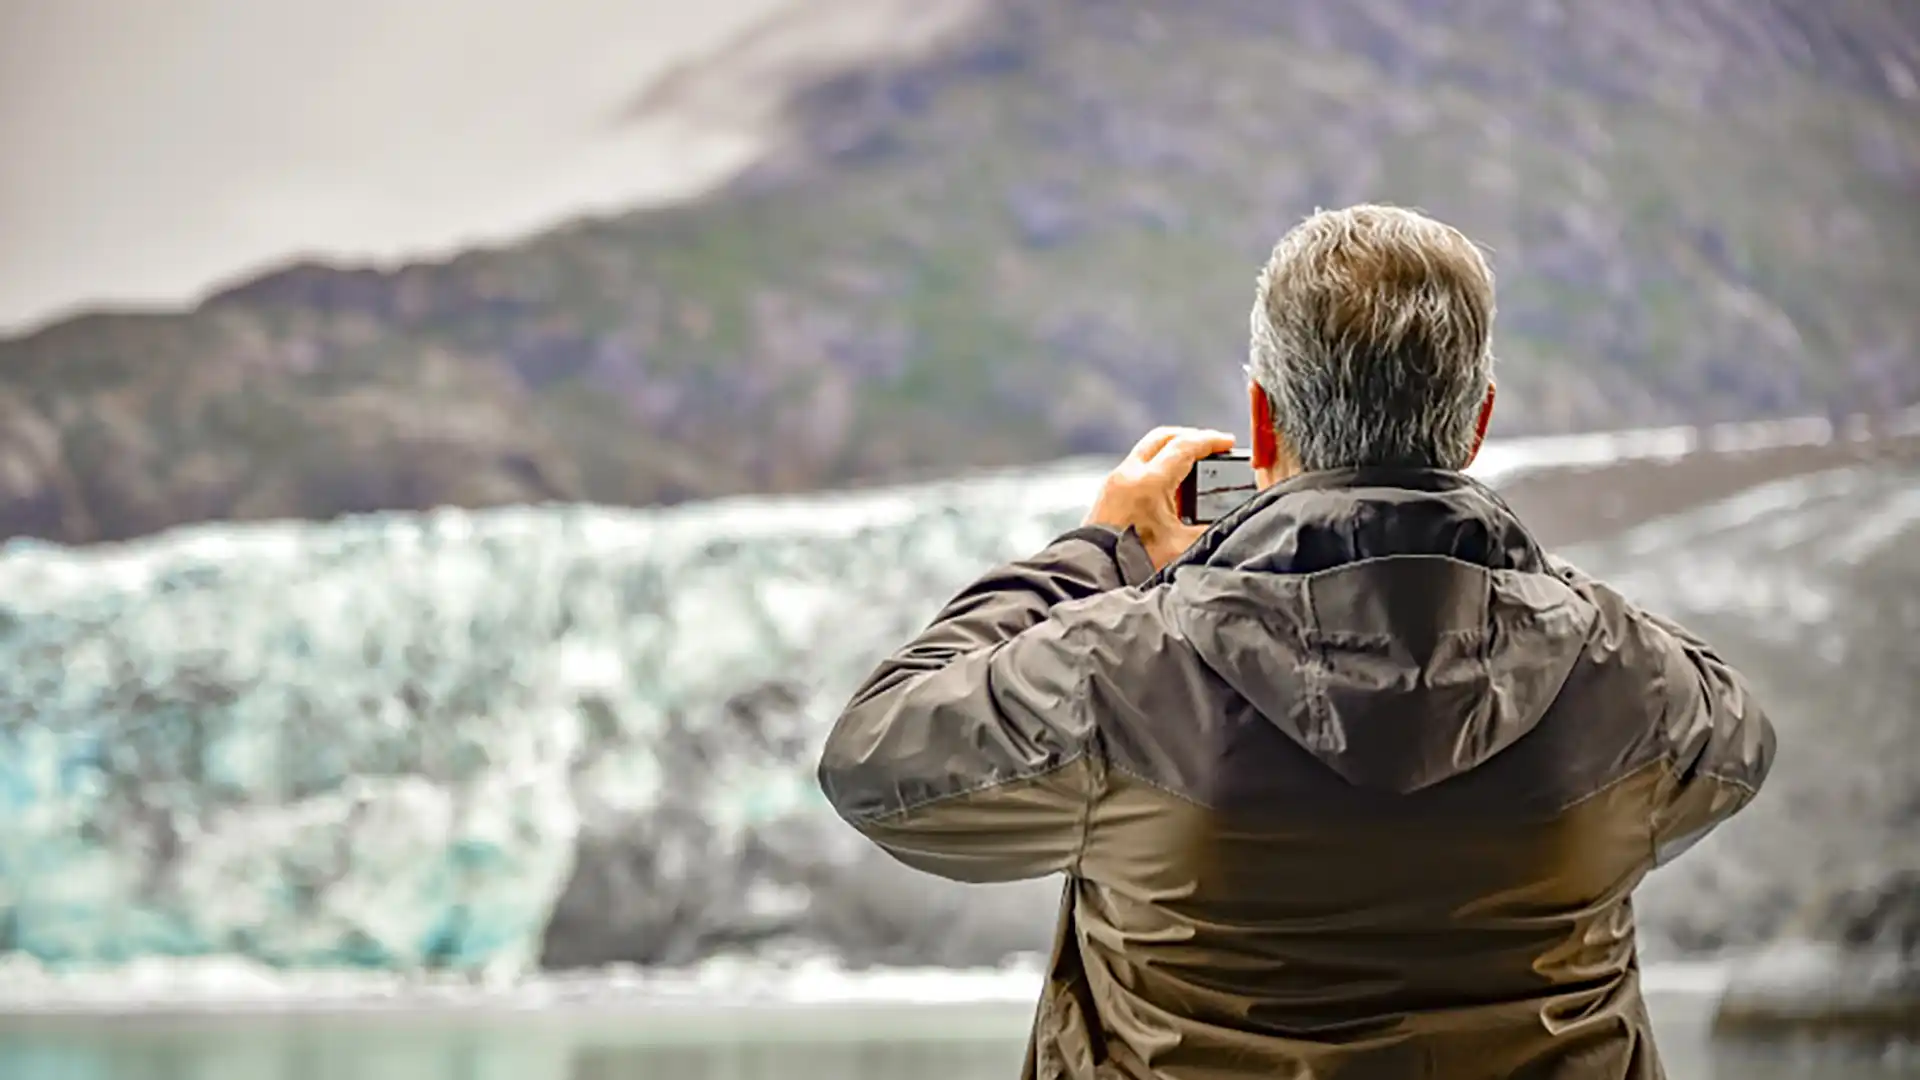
[0,1,1915,1077]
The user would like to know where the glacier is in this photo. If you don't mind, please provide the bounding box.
[0,461,1108,974]
[0,414,1911,980]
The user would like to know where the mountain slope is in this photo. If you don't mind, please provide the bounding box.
[1,0,1917,544]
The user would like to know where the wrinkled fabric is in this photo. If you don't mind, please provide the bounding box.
[818,470,1775,1079]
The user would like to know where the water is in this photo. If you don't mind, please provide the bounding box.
[0,995,1909,1080]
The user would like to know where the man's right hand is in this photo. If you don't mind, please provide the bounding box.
[1083,426,1237,570]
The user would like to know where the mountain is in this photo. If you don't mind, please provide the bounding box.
[1,0,1916,545]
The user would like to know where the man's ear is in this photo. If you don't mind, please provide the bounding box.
[1249,382,1279,470]
[1463,381,1497,468]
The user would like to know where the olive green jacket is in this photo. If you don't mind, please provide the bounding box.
[818,469,1774,1079]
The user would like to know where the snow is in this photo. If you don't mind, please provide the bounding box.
[0,950,1734,1014]
[0,951,1047,1013]
[1581,460,1919,636]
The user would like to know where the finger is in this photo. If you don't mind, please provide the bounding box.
[1145,430,1237,478]
[1127,426,1184,463]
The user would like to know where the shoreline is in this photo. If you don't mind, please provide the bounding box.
[0,956,1736,1020]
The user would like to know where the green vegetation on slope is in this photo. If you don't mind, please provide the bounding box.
[1,0,1916,543]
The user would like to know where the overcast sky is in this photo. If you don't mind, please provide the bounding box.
[0,0,800,334]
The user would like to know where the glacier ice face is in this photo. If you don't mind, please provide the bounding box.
[0,464,1108,973]
[0,511,592,971]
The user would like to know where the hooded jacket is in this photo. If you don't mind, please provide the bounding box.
[817,468,1774,1079]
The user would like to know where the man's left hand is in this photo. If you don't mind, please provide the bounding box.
[1084,426,1236,570]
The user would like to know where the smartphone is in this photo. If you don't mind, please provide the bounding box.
[1178,449,1256,526]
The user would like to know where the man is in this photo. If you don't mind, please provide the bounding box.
[816,205,1774,1078]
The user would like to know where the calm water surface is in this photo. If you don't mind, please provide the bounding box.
[0,995,1909,1079]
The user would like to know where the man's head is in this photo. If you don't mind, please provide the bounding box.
[1246,204,1498,487]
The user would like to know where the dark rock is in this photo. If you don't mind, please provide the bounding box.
[1715,941,1920,1041]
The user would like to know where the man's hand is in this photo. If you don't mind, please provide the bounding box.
[1084,426,1236,570]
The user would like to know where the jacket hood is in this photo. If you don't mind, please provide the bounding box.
[1161,469,1599,794]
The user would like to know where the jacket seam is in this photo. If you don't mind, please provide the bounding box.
[1661,754,1760,797]
[1300,570,1336,754]
[1052,525,1124,560]
[844,616,1105,829]
[1648,755,1759,868]
[841,752,1090,826]
[1229,551,1562,585]
[1053,525,1152,591]
[1478,568,1496,703]
[1107,760,1212,810]
[1068,642,1100,878]
[1551,755,1670,816]
[1107,753,1679,820]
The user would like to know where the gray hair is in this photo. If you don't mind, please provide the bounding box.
[1248,204,1496,472]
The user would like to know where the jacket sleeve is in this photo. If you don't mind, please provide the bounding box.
[1637,606,1777,865]
[815,525,1154,883]
[1549,557,1777,866]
